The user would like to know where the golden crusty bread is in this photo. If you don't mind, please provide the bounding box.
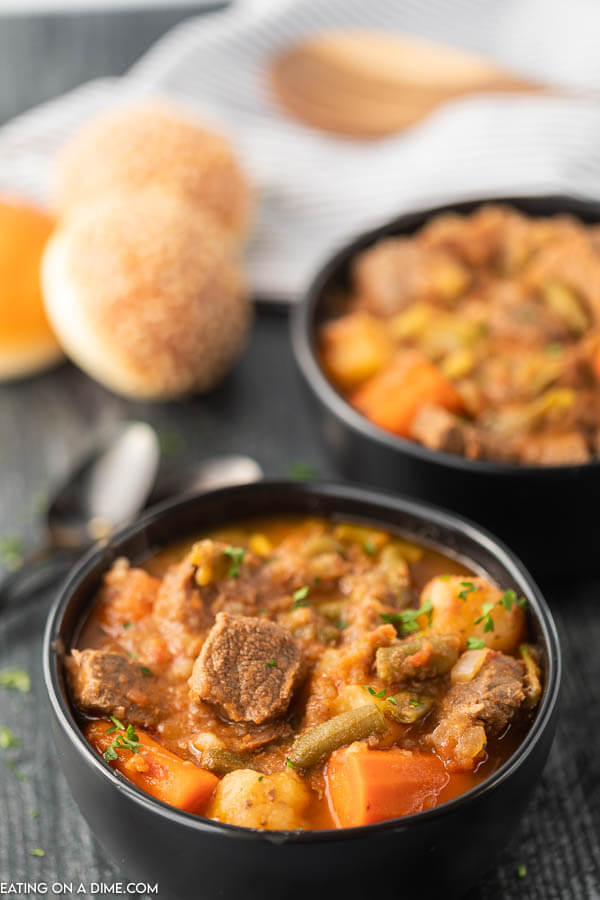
[41,190,251,400]
[55,103,252,237]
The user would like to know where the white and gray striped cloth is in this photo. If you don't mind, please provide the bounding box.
[4,0,600,302]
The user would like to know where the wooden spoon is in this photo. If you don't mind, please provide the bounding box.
[269,30,540,138]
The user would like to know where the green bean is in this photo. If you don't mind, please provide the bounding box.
[375,691,434,724]
[289,704,386,769]
[520,644,542,708]
[375,634,460,682]
[200,748,251,776]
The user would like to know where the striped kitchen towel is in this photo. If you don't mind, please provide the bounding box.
[4,0,600,302]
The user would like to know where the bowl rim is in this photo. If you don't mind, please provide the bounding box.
[291,192,600,477]
[43,479,562,844]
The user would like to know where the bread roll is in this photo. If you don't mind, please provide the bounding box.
[42,190,251,400]
[55,103,252,238]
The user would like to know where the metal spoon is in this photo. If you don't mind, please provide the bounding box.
[0,421,263,608]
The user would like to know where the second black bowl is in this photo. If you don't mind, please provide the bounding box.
[291,194,600,577]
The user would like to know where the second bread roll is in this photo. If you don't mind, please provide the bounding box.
[55,103,252,238]
[42,190,251,400]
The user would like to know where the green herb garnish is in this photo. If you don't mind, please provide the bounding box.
[266,660,278,668]
[258,775,264,783]
[0,536,24,571]
[286,461,318,482]
[0,726,20,749]
[499,589,517,610]
[517,864,527,879]
[224,546,245,579]
[285,757,297,770]
[122,622,132,629]
[29,849,45,858]
[458,581,476,602]
[0,667,30,693]
[140,666,152,677]
[30,809,40,819]
[466,637,486,650]
[292,586,310,608]
[103,721,141,763]
[474,601,496,633]
[408,699,423,707]
[363,540,376,555]
[380,597,432,634]
[363,685,386,699]
[4,759,27,780]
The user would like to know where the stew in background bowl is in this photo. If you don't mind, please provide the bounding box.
[291,195,600,576]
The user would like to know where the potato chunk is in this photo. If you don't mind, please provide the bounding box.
[207,769,310,830]
[420,575,526,654]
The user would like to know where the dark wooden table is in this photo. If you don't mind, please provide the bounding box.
[0,7,599,899]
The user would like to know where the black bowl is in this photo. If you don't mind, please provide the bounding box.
[44,481,560,900]
[291,194,600,577]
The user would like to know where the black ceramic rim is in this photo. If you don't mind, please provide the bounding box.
[43,480,561,845]
[291,193,600,478]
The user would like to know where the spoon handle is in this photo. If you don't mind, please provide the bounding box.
[0,549,76,611]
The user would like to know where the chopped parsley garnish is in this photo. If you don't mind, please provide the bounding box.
[4,759,27,780]
[336,619,347,630]
[157,430,184,458]
[29,849,45,858]
[380,597,433,634]
[517,864,527,879]
[122,622,132,629]
[474,601,496,633]
[386,696,398,706]
[103,721,141,763]
[285,757,297,770]
[0,667,31,692]
[363,685,386,699]
[224,546,245,579]
[363,540,376,555]
[408,699,423,707]
[266,659,278,668]
[30,809,40,819]
[0,726,20,749]
[466,637,486,650]
[0,535,24,571]
[500,589,517,610]
[286,461,318,482]
[292,586,310,608]
[458,581,476,602]
[258,607,266,615]
[140,666,152,677]
[258,775,264,783]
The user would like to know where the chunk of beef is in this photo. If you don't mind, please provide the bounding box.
[353,237,469,317]
[410,404,476,457]
[154,540,265,629]
[428,651,526,771]
[66,648,162,726]
[516,430,591,465]
[189,612,305,725]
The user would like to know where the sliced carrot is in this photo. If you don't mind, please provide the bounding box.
[320,311,394,390]
[326,743,449,828]
[86,721,219,814]
[350,356,464,437]
[593,345,600,381]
